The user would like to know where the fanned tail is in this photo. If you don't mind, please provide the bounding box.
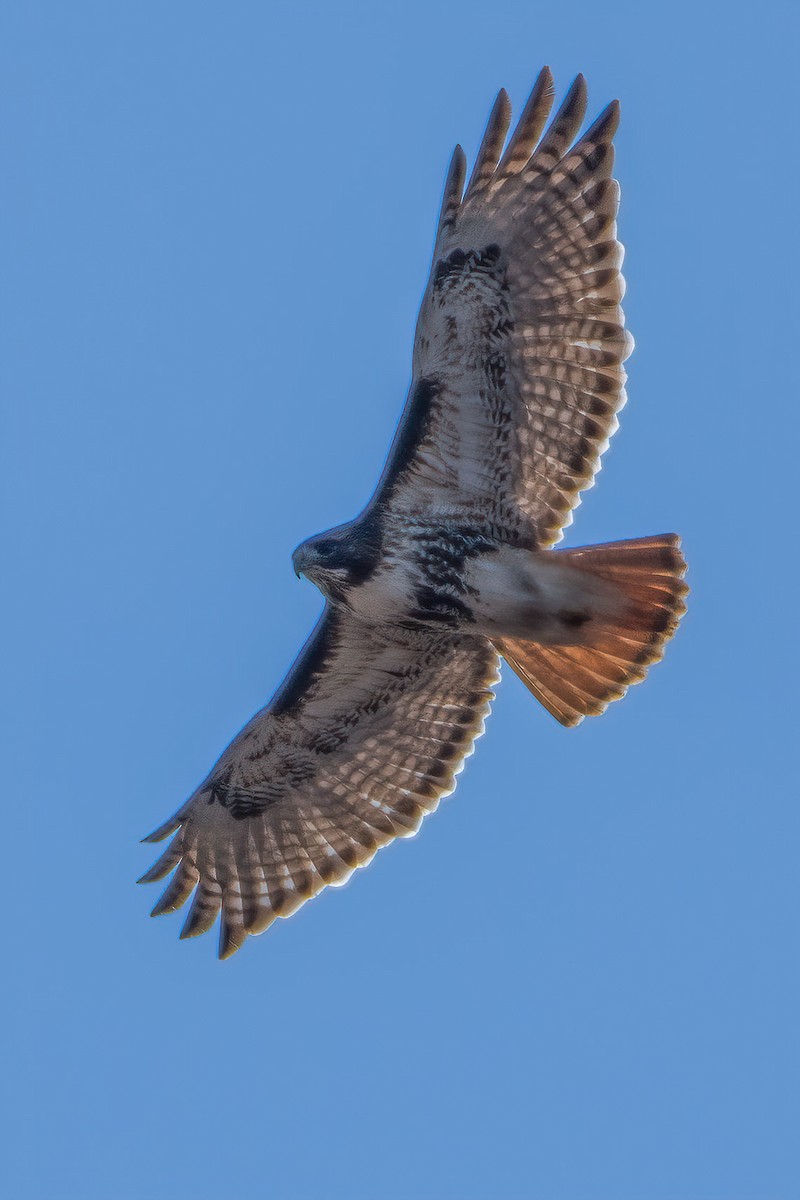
[493,534,688,727]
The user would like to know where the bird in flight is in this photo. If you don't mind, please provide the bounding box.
[140,68,688,958]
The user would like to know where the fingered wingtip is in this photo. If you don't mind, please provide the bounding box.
[601,96,622,127]
[486,87,513,139]
[568,72,589,105]
[435,144,467,244]
[141,829,167,845]
[581,97,621,145]
[218,931,247,961]
[141,815,181,843]
[464,87,513,200]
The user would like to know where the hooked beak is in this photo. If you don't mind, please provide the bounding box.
[291,545,307,579]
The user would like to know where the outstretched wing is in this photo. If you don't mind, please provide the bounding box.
[373,69,632,546]
[140,607,498,957]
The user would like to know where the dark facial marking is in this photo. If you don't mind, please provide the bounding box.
[338,512,382,586]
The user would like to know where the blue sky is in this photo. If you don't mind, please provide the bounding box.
[3,2,797,1197]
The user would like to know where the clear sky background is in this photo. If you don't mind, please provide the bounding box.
[3,2,798,1197]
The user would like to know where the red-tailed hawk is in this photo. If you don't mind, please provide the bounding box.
[140,69,687,958]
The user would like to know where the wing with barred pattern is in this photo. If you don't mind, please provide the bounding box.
[140,606,498,958]
[374,68,632,546]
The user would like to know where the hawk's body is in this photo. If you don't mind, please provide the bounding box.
[141,70,687,957]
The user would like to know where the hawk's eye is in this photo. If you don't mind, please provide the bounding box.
[315,540,335,558]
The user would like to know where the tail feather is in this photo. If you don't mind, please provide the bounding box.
[493,534,687,727]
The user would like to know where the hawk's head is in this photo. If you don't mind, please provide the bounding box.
[292,518,380,600]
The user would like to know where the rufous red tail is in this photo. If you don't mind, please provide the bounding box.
[492,534,688,726]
